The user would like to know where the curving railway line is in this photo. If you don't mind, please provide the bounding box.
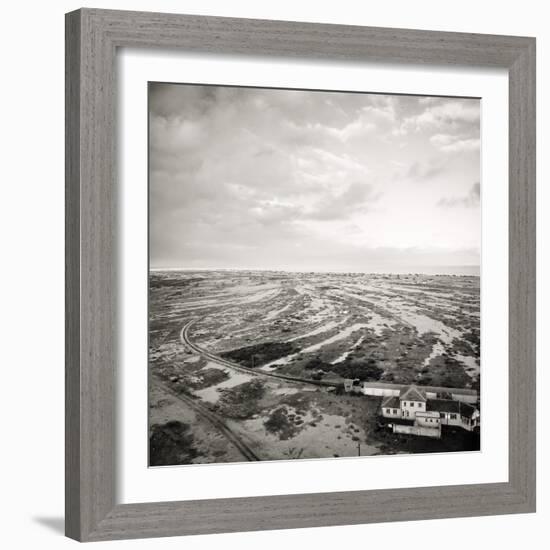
[180,318,340,389]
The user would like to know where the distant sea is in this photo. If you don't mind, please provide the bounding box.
[150,265,480,276]
[365,265,481,276]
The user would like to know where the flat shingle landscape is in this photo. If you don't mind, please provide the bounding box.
[148,270,480,465]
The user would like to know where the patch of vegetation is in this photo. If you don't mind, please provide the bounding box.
[416,355,472,388]
[154,360,228,396]
[336,358,384,381]
[215,379,266,419]
[189,368,229,390]
[304,357,332,370]
[220,341,298,368]
[149,421,199,466]
[279,391,317,413]
[302,354,383,381]
[462,328,480,357]
[449,335,479,359]
[283,447,304,459]
[264,407,299,440]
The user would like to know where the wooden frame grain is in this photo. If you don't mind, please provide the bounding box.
[65,8,536,542]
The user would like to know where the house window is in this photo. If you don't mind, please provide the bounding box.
[393,409,397,414]
[417,402,422,407]
[386,408,390,414]
[450,414,457,419]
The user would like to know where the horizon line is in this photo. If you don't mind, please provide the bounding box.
[149,265,480,275]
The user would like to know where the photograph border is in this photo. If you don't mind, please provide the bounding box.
[65,8,536,541]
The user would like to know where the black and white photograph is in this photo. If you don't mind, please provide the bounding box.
[148,82,481,466]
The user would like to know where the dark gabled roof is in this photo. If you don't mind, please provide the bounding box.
[457,402,477,419]
[381,396,401,409]
[427,399,460,413]
[426,399,478,418]
[399,385,427,402]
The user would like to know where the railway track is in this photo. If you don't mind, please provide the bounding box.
[153,377,260,462]
[180,319,340,389]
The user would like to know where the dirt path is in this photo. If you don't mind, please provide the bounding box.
[152,377,260,462]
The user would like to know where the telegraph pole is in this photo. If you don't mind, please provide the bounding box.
[357,442,361,456]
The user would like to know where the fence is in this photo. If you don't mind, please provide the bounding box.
[393,423,441,439]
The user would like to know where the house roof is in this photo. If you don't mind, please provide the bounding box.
[399,385,427,402]
[381,396,401,409]
[426,399,478,418]
[457,402,477,419]
[427,399,460,413]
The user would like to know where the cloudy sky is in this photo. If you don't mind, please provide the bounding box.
[149,83,480,273]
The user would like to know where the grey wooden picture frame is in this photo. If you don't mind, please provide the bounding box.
[65,8,536,542]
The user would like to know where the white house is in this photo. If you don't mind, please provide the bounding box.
[380,384,480,433]
[397,385,427,418]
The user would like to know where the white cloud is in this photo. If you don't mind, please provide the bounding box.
[397,99,480,135]
[326,118,376,141]
[430,133,480,153]
[149,84,480,270]
[305,181,379,220]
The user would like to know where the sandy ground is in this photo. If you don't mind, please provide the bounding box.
[149,381,245,464]
[149,270,480,465]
